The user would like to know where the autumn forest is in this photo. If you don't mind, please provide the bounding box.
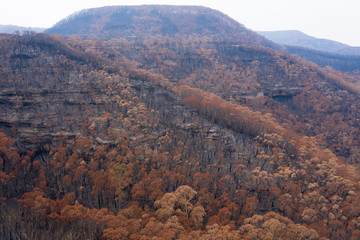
[1,5,360,240]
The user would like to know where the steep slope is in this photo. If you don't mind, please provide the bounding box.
[1,29,360,240]
[1,32,360,240]
[45,5,279,49]
[0,32,108,152]
[2,5,360,239]
[95,35,360,163]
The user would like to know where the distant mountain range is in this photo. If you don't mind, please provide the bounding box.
[257,30,360,72]
[0,24,45,34]
[258,30,360,56]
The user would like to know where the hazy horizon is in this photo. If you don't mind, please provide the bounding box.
[1,0,359,46]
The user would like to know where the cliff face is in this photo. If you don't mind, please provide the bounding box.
[0,33,103,152]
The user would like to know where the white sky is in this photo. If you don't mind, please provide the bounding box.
[1,0,360,46]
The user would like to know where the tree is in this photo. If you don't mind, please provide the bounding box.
[175,185,197,217]
[190,205,206,229]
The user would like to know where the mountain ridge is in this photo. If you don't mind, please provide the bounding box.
[258,30,360,55]
[45,5,280,49]
[45,6,360,73]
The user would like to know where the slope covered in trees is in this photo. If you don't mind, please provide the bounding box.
[1,5,360,240]
[45,5,279,49]
[86,35,360,165]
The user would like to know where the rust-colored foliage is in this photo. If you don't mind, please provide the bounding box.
[1,31,360,240]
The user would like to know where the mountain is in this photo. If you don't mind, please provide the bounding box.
[285,45,360,73]
[1,5,360,240]
[258,30,360,55]
[45,5,279,49]
[258,30,349,52]
[258,30,360,72]
[46,7,360,73]
[0,24,45,33]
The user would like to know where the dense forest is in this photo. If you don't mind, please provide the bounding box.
[1,5,360,240]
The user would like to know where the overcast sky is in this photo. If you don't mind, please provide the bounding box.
[1,0,359,46]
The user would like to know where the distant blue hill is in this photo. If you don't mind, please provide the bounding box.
[258,30,360,56]
[0,24,45,34]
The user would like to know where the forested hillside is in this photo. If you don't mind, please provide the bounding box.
[45,5,279,49]
[1,5,360,240]
[93,35,360,164]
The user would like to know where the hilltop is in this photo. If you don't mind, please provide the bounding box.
[45,5,279,48]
